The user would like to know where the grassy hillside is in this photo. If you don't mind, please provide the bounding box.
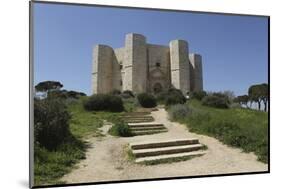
[34,97,128,186]
[171,100,268,163]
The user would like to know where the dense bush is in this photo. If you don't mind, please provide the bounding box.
[47,90,68,99]
[190,91,207,101]
[165,88,186,106]
[156,91,169,104]
[34,98,71,150]
[137,93,157,108]
[123,90,134,97]
[121,90,135,99]
[202,93,230,108]
[83,94,124,112]
[108,121,133,137]
[168,104,191,121]
[110,89,121,95]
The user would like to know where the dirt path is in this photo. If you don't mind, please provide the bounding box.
[61,108,267,183]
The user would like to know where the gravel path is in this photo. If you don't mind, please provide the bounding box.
[61,108,268,183]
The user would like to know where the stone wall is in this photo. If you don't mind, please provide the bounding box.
[112,48,124,91]
[189,54,203,92]
[124,33,147,93]
[169,40,190,94]
[92,45,113,94]
[147,44,170,92]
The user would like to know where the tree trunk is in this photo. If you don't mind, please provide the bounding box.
[258,101,261,110]
[264,101,267,112]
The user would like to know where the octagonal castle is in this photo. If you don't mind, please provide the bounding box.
[92,33,203,94]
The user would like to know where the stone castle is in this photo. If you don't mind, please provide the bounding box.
[92,33,203,95]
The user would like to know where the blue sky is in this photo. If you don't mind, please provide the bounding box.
[33,2,268,96]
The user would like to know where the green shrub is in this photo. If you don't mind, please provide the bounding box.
[121,90,135,99]
[123,90,134,97]
[34,98,71,150]
[47,90,68,99]
[190,91,207,101]
[83,94,124,112]
[156,91,169,104]
[108,121,133,137]
[169,104,191,121]
[137,93,157,108]
[110,89,121,95]
[202,93,230,109]
[165,88,186,106]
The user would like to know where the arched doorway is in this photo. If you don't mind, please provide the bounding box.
[153,83,163,94]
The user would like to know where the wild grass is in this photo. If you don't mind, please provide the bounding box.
[169,100,268,163]
[67,99,104,138]
[34,136,87,186]
[34,98,105,186]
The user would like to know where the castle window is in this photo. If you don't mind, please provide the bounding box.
[156,62,160,67]
[120,65,123,69]
[120,80,123,86]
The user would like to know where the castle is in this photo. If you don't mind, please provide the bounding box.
[92,33,203,95]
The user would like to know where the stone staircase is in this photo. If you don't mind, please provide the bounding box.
[129,138,206,163]
[121,110,168,135]
[121,115,154,123]
[128,122,167,135]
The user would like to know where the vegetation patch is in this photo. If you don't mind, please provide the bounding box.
[173,100,268,163]
[168,104,191,121]
[137,93,157,108]
[201,92,230,109]
[190,91,207,101]
[34,137,87,186]
[156,88,186,106]
[68,98,104,138]
[34,98,92,186]
[108,121,133,137]
[126,148,136,162]
[83,94,124,112]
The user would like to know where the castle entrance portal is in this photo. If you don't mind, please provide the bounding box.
[153,83,163,94]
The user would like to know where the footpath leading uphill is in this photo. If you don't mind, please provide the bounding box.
[61,108,267,184]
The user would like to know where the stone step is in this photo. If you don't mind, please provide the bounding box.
[132,129,168,136]
[121,115,154,119]
[124,118,154,121]
[124,112,151,116]
[121,117,153,120]
[128,122,164,127]
[125,119,154,123]
[135,151,206,163]
[132,144,203,158]
[130,138,199,150]
[129,124,164,129]
[130,126,166,131]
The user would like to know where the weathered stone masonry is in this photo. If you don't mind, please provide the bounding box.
[92,33,203,94]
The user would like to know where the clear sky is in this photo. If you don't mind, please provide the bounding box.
[33,2,268,96]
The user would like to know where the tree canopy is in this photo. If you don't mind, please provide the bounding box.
[248,83,268,111]
[35,81,63,93]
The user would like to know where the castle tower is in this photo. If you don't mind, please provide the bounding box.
[92,45,113,94]
[169,40,190,94]
[124,33,147,93]
[189,54,203,92]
